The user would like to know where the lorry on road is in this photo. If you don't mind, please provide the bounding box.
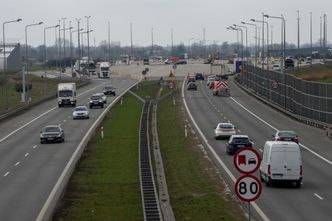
[97,62,111,78]
[57,83,76,107]
[212,75,230,96]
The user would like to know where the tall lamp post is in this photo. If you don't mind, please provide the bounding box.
[44,24,59,95]
[241,21,257,66]
[2,18,22,109]
[84,16,91,63]
[251,18,269,69]
[264,14,286,108]
[24,21,43,102]
[233,24,248,60]
[227,27,239,57]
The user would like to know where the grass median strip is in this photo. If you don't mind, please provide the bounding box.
[157,87,246,221]
[53,93,144,221]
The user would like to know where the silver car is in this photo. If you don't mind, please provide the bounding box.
[73,105,90,119]
[95,93,107,104]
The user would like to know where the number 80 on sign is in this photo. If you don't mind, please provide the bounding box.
[235,175,262,202]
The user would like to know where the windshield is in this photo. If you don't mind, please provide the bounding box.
[101,67,109,71]
[75,107,87,111]
[232,138,249,144]
[279,131,296,137]
[91,96,101,100]
[219,124,234,129]
[59,90,73,97]
[44,127,60,133]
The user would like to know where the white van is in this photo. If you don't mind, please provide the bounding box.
[260,141,302,188]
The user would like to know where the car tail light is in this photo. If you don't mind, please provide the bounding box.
[300,165,303,176]
[268,164,271,176]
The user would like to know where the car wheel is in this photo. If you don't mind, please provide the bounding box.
[40,140,44,144]
[58,104,62,108]
[89,106,92,109]
[295,180,301,188]
[266,177,271,187]
[87,116,90,119]
[101,104,104,108]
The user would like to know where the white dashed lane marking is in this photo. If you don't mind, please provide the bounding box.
[4,172,9,177]
[25,153,29,157]
[314,193,323,200]
[33,145,37,149]
[15,162,20,166]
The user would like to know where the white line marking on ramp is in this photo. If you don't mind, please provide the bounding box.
[4,172,9,177]
[314,193,323,200]
[15,162,20,166]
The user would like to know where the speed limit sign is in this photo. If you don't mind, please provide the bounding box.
[235,175,262,202]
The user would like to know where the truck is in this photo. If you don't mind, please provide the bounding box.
[57,83,76,107]
[97,62,111,78]
[212,75,230,96]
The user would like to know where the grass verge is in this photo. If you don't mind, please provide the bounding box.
[53,94,144,221]
[157,87,246,221]
[289,61,332,82]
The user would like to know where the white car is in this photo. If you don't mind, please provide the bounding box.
[95,93,107,104]
[214,123,236,139]
[73,105,89,120]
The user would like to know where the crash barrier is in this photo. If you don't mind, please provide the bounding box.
[236,64,332,127]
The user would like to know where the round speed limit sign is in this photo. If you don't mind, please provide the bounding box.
[235,175,262,202]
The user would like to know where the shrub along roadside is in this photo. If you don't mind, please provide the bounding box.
[157,88,246,221]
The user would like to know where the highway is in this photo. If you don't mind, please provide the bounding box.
[0,76,136,221]
[183,76,332,221]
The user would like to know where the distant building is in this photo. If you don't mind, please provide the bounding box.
[0,43,21,71]
[269,47,331,58]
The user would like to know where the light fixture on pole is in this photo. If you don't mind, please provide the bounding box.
[241,21,258,66]
[251,18,269,69]
[24,21,43,102]
[233,24,248,60]
[2,18,22,109]
[44,24,59,95]
[264,14,287,108]
[61,17,67,73]
[84,16,91,64]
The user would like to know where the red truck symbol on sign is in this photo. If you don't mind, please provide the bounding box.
[238,155,246,165]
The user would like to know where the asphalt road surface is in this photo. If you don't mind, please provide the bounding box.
[184,76,332,221]
[0,76,136,221]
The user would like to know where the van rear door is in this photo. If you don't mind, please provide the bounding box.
[270,150,301,180]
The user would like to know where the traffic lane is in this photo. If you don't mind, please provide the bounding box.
[0,77,129,140]
[0,78,136,220]
[185,83,332,221]
[199,81,332,221]
[199,81,274,150]
[228,79,332,161]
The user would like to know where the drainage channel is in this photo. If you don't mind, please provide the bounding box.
[139,100,162,221]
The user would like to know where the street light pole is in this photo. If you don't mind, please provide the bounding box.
[297,10,300,69]
[85,16,91,64]
[130,22,133,63]
[234,24,248,60]
[241,21,257,66]
[61,17,67,73]
[108,21,111,61]
[44,24,59,95]
[2,18,22,109]
[251,18,269,69]
[310,12,312,66]
[24,21,43,102]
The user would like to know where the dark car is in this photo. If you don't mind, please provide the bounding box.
[89,94,104,109]
[285,58,294,69]
[187,82,197,90]
[273,130,299,143]
[187,77,196,84]
[175,60,187,65]
[40,125,65,144]
[103,85,116,96]
[195,73,204,80]
[226,135,253,155]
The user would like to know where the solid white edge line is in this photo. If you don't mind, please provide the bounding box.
[314,193,324,200]
[182,80,270,221]
[35,80,140,221]
[0,83,103,144]
[230,97,332,166]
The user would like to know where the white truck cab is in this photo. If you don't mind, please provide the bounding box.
[260,141,302,188]
[57,83,77,107]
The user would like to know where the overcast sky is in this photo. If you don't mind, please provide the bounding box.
[0,0,331,48]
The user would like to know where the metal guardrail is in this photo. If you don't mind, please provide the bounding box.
[139,101,162,221]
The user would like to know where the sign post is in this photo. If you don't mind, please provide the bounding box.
[233,148,261,221]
